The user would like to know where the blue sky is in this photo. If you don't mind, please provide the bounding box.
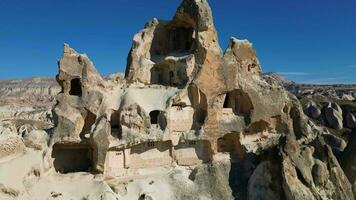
[0,0,355,84]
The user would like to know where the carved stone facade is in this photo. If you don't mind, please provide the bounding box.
[49,0,354,199]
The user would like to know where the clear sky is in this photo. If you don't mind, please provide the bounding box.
[0,0,355,83]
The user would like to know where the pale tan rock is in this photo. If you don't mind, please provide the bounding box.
[0,134,25,161]
[247,161,283,200]
[281,134,353,200]
[35,0,354,199]
[23,130,49,150]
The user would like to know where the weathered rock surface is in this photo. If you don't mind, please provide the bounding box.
[23,130,49,150]
[281,135,353,200]
[342,130,356,196]
[264,72,356,101]
[47,0,353,199]
[0,0,354,200]
[324,103,343,130]
[247,161,283,200]
[305,101,321,119]
[0,77,60,108]
[0,134,25,161]
[345,112,356,129]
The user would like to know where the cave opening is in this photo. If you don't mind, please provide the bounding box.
[52,144,92,173]
[224,91,243,111]
[150,62,189,87]
[169,27,195,53]
[223,89,253,124]
[148,110,167,130]
[69,78,82,97]
[150,110,161,125]
[110,110,122,139]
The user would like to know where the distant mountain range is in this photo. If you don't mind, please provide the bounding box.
[0,72,354,107]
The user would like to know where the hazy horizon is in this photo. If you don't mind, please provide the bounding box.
[1,0,355,84]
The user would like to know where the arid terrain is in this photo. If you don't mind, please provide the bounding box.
[0,0,355,200]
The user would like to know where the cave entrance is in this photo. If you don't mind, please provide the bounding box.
[52,143,92,173]
[188,85,208,130]
[169,27,195,53]
[110,110,122,139]
[150,110,162,125]
[150,64,172,86]
[223,89,253,124]
[150,63,188,87]
[149,110,166,130]
[150,25,195,57]
[69,78,82,97]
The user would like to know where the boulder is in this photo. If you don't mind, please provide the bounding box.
[0,134,25,160]
[342,130,356,196]
[345,112,356,129]
[329,102,343,114]
[23,130,49,150]
[281,135,354,200]
[311,160,329,187]
[321,133,347,152]
[305,101,321,119]
[342,94,355,101]
[0,122,17,135]
[324,104,343,129]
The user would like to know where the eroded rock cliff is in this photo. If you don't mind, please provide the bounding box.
[0,0,354,200]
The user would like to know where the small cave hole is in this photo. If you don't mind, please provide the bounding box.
[150,110,161,125]
[223,92,232,109]
[149,110,167,130]
[289,106,303,139]
[147,141,156,147]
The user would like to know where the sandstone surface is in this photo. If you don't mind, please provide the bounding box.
[0,1,354,200]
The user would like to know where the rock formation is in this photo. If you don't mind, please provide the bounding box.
[0,0,354,199]
[304,101,322,120]
[0,77,60,108]
[342,129,356,196]
[345,112,356,129]
[48,0,354,199]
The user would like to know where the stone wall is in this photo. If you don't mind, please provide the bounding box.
[103,140,213,177]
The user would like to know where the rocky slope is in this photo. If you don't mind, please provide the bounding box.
[0,1,355,200]
[263,72,356,101]
[265,72,356,195]
[0,77,60,107]
[0,77,60,136]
